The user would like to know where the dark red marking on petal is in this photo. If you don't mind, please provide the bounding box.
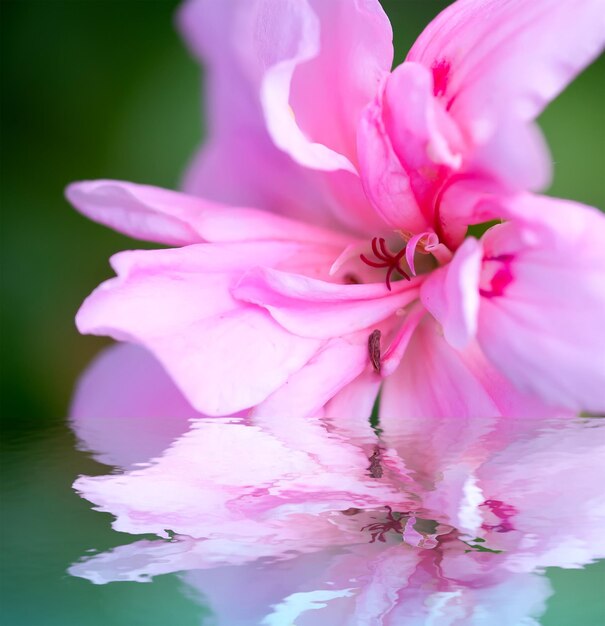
[479,255,514,298]
[431,58,451,98]
[481,499,518,533]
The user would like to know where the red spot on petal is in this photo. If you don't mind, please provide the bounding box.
[481,499,518,533]
[479,255,514,298]
[432,58,451,98]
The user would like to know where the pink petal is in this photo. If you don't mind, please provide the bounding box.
[357,62,468,238]
[347,545,419,624]
[405,232,432,277]
[178,0,324,222]
[75,244,326,415]
[477,195,605,413]
[289,0,393,168]
[66,180,213,246]
[356,82,428,234]
[387,572,552,625]
[73,420,330,539]
[180,0,393,175]
[407,0,605,188]
[256,0,356,173]
[183,554,352,626]
[380,62,466,233]
[380,317,564,418]
[234,267,421,339]
[189,0,391,173]
[469,116,552,191]
[384,62,464,173]
[380,304,426,377]
[70,343,203,469]
[421,236,483,349]
[66,180,353,247]
[323,371,382,424]
[251,336,370,418]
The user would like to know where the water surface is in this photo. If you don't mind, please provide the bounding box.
[2,417,603,625]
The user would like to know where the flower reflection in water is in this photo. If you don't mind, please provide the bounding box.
[69,354,605,625]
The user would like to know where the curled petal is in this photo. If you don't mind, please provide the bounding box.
[75,243,329,415]
[421,236,483,349]
[234,267,421,339]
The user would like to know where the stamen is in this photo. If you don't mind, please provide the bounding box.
[360,237,411,290]
[368,329,382,373]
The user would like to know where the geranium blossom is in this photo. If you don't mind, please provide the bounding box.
[69,400,605,624]
[68,0,605,418]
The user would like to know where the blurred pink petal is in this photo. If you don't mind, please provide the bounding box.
[70,343,202,468]
[178,0,388,233]
[67,179,353,246]
[73,417,409,540]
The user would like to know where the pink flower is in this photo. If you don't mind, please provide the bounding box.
[69,407,605,624]
[68,0,605,417]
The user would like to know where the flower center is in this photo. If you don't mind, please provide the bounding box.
[360,506,406,543]
[360,237,411,291]
[358,231,449,290]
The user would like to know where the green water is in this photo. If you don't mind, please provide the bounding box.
[1,422,604,625]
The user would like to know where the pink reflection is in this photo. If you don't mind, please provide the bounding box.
[70,411,605,624]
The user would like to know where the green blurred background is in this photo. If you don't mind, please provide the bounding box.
[1,1,604,624]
